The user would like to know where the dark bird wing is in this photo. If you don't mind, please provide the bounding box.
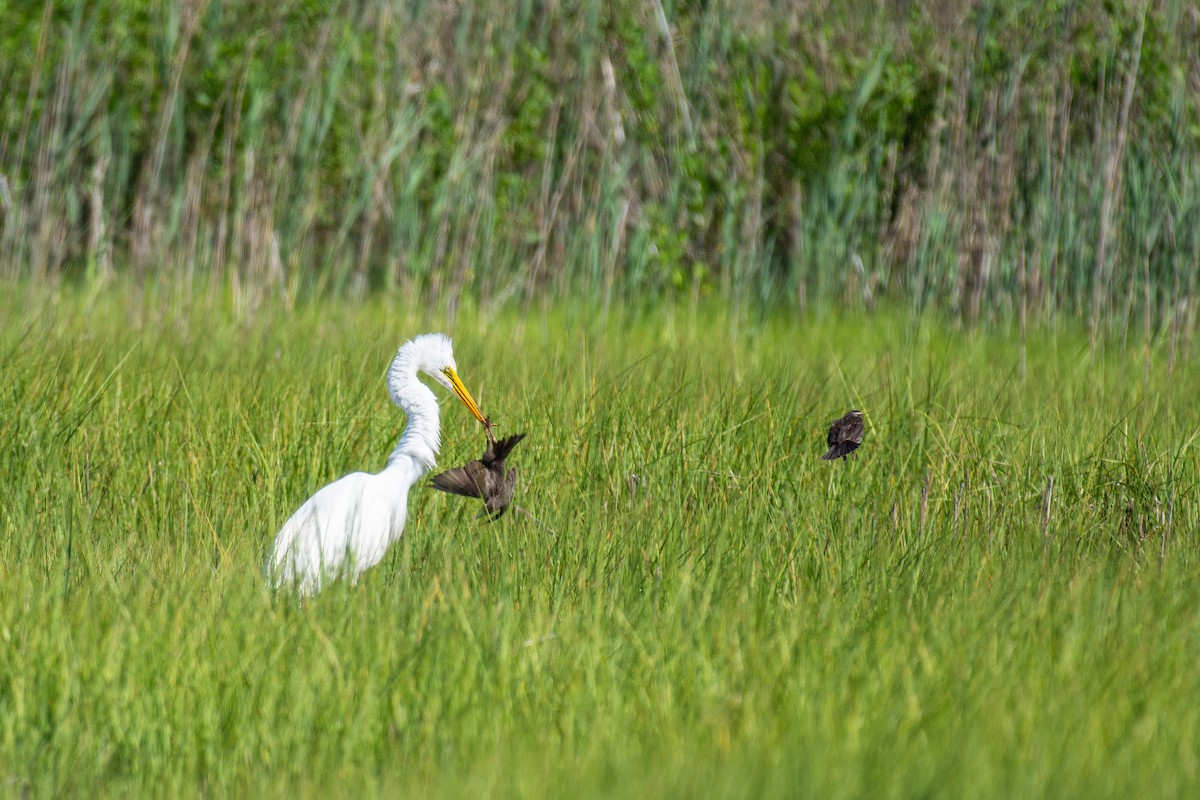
[827,420,841,449]
[430,461,489,498]
[843,414,864,446]
[821,416,845,459]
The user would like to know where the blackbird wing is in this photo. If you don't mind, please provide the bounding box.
[844,415,864,446]
[431,461,488,498]
[826,421,840,448]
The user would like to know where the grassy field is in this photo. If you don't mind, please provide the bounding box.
[2,287,1199,797]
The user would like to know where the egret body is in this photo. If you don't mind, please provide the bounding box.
[269,333,486,595]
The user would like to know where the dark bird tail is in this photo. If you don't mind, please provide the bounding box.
[821,442,859,461]
[488,432,527,461]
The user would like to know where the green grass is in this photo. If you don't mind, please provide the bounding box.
[2,287,1199,797]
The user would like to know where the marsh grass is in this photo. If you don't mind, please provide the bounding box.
[2,288,1199,797]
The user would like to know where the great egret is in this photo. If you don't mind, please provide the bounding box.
[821,409,864,460]
[430,432,527,520]
[268,333,487,595]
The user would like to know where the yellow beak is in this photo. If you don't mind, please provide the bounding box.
[443,367,487,425]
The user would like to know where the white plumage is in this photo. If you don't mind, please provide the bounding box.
[268,333,485,596]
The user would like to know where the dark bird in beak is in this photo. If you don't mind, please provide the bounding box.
[431,431,527,520]
[821,409,864,460]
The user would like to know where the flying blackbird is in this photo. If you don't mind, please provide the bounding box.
[431,431,527,520]
[821,409,864,460]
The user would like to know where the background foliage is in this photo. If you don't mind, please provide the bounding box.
[1,0,1197,331]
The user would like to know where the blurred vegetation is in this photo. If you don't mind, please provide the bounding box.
[0,0,1197,331]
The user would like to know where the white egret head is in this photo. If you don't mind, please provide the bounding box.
[391,333,487,425]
